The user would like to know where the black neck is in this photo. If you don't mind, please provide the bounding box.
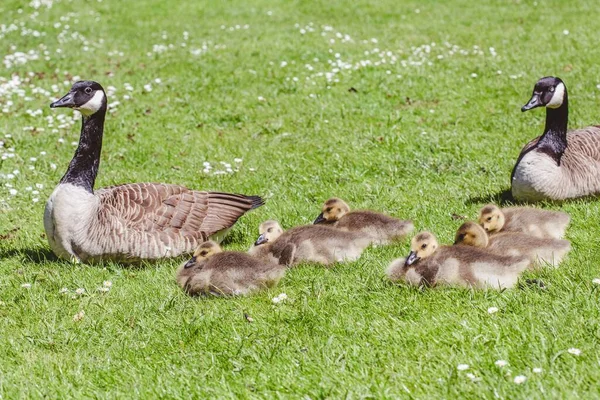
[537,94,568,163]
[59,110,105,192]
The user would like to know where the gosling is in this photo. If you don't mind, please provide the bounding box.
[249,220,372,266]
[454,221,571,268]
[386,231,529,290]
[177,241,286,296]
[313,197,414,244]
[479,204,570,239]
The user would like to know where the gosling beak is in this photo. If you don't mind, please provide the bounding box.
[184,256,197,269]
[254,234,268,246]
[521,93,542,112]
[404,251,419,266]
[50,92,76,108]
[313,213,326,224]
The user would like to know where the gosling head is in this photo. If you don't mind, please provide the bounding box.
[454,221,489,247]
[50,80,107,116]
[183,241,222,269]
[254,220,284,246]
[405,231,439,266]
[313,198,351,224]
[522,76,567,112]
[478,204,505,233]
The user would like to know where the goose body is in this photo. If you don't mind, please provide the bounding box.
[478,204,569,239]
[46,81,263,263]
[313,198,413,244]
[386,232,529,289]
[454,221,571,268]
[512,76,600,201]
[177,241,286,296]
[249,220,372,266]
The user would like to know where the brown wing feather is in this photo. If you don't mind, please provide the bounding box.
[94,183,262,259]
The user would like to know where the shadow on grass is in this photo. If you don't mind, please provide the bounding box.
[0,247,58,264]
[465,188,514,206]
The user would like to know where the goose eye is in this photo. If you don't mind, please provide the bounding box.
[85,87,92,94]
[549,87,555,93]
[421,243,427,249]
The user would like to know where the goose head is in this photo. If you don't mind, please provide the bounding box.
[254,220,284,246]
[454,221,489,247]
[183,241,222,268]
[313,197,350,224]
[50,80,107,116]
[522,76,566,111]
[478,204,505,233]
[405,231,438,266]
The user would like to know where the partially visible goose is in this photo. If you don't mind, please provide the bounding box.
[176,241,286,296]
[313,198,414,244]
[386,231,529,289]
[512,76,600,201]
[454,221,571,268]
[249,220,372,266]
[45,81,263,263]
[478,204,569,239]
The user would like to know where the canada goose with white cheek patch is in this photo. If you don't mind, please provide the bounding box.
[248,220,372,266]
[45,81,263,263]
[386,232,529,289]
[478,204,569,239]
[454,221,571,268]
[512,76,600,201]
[313,198,414,245]
[177,241,286,296]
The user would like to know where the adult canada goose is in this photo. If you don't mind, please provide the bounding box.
[454,221,571,268]
[478,204,569,239]
[512,76,600,201]
[386,231,529,289]
[313,198,414,244]
[45,81,263,263]
[176,241,286,296]
[249,220,372,266]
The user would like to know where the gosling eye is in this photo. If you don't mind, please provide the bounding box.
[487,217,492,221]
[325,207,332,213]
[421,243,427,249]
[458,234,465,240]
[267,228,273,233]
[85,87,92,94]
[199,250,208,256]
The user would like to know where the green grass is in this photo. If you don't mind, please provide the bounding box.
[1,0,600,397]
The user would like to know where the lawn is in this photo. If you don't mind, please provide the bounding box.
[1,0,600,397]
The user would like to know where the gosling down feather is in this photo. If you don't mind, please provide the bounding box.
[454,221,571,268]
[249,220,372,266]
[386,232,529,289]
[478,204,569,239]
[177,241,286,296]
[512,76,600,201]
[45,81,263,263]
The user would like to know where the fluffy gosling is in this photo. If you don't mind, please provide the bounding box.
[454,221,571,268]
[386,231,529,289]
[478,204,570,239]
[177,241,286,296]
[313,198,414,244]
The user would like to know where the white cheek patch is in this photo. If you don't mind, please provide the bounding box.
[76,91,105,116]
[546,82,565,109]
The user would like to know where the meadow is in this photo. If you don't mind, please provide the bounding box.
[1,0,600,397]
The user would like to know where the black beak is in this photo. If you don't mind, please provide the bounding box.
[313,213,326,224]
[521,94,542,112]
[184,256,197,269]
[50,92,76,108]
[254,234,268,246]
[404,251,419,266]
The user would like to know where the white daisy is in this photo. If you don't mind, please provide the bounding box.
[495,360,508,367]
[457,364,469,371]
[567,348,581,356]
[514,375,527,384]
